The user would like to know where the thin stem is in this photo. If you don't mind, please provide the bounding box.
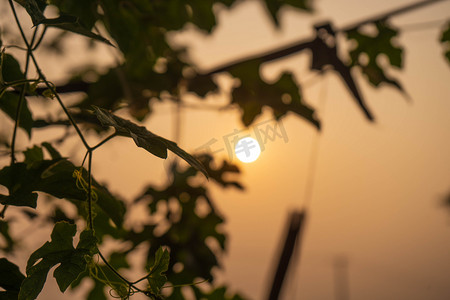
[6,1,155,296]
[87,151,93,230]
[32,26,48,50]
[81,150,89,167]
[10,27,37,164]
[91,132,117,151]
[4,21,38,217]
[97,249,146,293]
[8,0,91,150]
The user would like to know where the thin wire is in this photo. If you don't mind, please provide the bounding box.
[302,76,328,210]
[398,18,449,31]
[285,75,329,300]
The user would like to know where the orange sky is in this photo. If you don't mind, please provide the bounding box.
[2,0,450,299]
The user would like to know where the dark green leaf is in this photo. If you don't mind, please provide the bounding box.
[71,251,129,300]
[0,146,125,228]
[346,21,404,91]
[18,222,97,300]
[13,0,45,26]
[1,53,25,85]
[0,258,25,292]
[0,220,15,252]
[41,142,62,159]
[92,106,208,178]
[0,92,33,138]
[14,0,111,45]
[44,21,113,46]
[39,159,126,228]
[187,74,219,97]
[229,60,320,127]
[0,163,40,208]
[49,0,98,29]
[147,247,170,296]
[264,0,313,26]
[23,146,43,166]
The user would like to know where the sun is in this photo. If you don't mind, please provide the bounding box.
[234,137,261,163]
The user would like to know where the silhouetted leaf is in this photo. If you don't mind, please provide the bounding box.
[0,163,40,208]
[264,0,313,26]
[441,21,450,64]
[48,0,98,29]
[147,247,170,296]
[19,222,97,300]
[1,53,25,85]
[0,92,33,138]
[44,21,113,46]
[187,73,219,97]
[13,0,46,26]
[307,23,375,121]
[229,60,319,127]
[192,285,247,300]
[0,220,15,253]
[70,251,130,300]
[0,146,125,228]
[41,142,62,159]
[0,258,25,299]
[0,52,33,137]
[199,154,244,189]
[92,106,208,178]
[133,160,235,289]
[14,0,111,45]
[23,145,43,166]
[346,21,404,91]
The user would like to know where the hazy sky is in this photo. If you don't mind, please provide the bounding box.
[2,0,450,299]
[166,1,450,299]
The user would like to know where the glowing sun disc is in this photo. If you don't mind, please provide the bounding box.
[235,137,261,163]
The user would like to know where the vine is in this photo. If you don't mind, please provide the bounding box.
[0,1,217,299]
[0,0,449,299]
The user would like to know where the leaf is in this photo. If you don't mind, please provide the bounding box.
[92,106,208,178]
[71,251,130,300]
[0,220,16,252]
[346,21,405,91]
[0,163,40,208]
[133,160,232,284]
[228,60,320,127]
[147,247,170,296]
[440,21,450,64]
[0,258,25,294]
[187,73,219,97]
[307,24,374,121]
[0,53,25,85]
[0,52,34,137]
[13,0,45,26]
[23,145,43,166]
[0,92,34,138]
[44,21,113,46]
[49,0,98,29]
[18,222,97,300]
[264,0,313,27]
[41,142,62,159]
[13,0,111,45]
[0,146,125,228]
[197,154,244,190]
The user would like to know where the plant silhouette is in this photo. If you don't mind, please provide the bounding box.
[0,0,449,299]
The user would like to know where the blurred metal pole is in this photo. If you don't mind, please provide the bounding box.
[267,210,307,300]
[333,256,350,300]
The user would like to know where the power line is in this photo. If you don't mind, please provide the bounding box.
[203,0,449,75]
[398,18,449,31]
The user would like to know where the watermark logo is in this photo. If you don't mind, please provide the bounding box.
[195,118,289,162]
